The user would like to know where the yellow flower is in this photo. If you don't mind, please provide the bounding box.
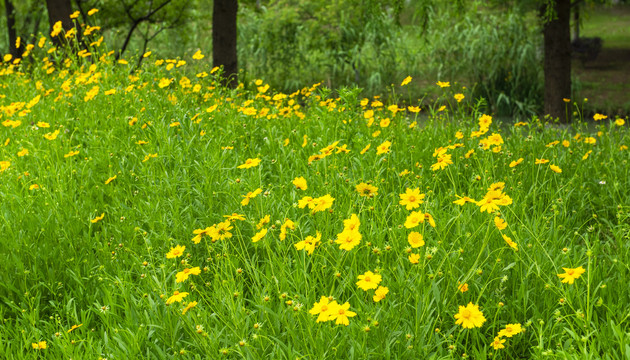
[292,176,307,190]
[191,227,215,244]
[105,175,117,184]
[454,93,465,102]
[166,290,189,304]
[360,144,371,154]
[37,121,50,128]
[593,113,607,121]
[182,301,198,315]
[376,140,391,154]
[237,158,261,169]
[67,323,83,333]
[44,130,60,140]
[87,8,99,16]
[509,158,523,167]
[494,217,507,230]
[582,150,592,160]
[310,296,336,322]
[535,158,549,165]
[211,221,233,241]
[356,182,378,197]
[176,267,201,283]
[256,215,270,229]
[373,286,389,302]
[399,188,425,210]
[408,253,420,264]
[294,231,321,255]
[458,282,468,293]
[498,323,523,338]
[491,336,506,350]
[252,228,268,243]
[356,270,382,291]
[431,153,453,171]
[557,266,585,284]
[549,164,562,173]
[502,234,518,250]
[241,188,262,206]
[91,213,105,223]
[407,232,424,248]
[192,50,204,60]
[436,81,450,88]
[64,150,79,158]
[166,245,186,259]
[615,118,624,126]
[454,302,486,329]
[401,76,412,86]
[327,301,356,326]
[32,341,47,350]
[335,229,362,251]
[29,184,40,190]
[404,211,423,229]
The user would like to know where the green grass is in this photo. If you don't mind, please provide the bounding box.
[581,4,630,48]
[0,31,629,360]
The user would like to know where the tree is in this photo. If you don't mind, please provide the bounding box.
[213,0,238,87]
[541,0,572,122]
[4,0,21,58]
[45,0,74,43]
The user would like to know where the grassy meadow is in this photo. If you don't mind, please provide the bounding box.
[1,25,630,360]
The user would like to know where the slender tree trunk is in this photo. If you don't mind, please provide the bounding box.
[213,0,238,88]
[542,0,571,123]
[4,0,22,58]
[45,0,74,45]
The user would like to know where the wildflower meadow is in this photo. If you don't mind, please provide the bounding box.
[1,12,630,360]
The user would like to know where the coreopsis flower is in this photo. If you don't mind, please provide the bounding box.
[549,164,562,173]
[309,296,337,322]
[44,129,60,140]
[87,8,99,15]
[424,213,436,228]
[431,153,453,171]
[376,140,391,154]
[224,213,246,222]
[211,221,233,241]
[241,188,262,206]
[502,234,518,250]
[67,324,82,333]
[356,271,382,291]
[166,245,185,258]
[176,267,201,283]
[491,336,506,350]
[311,194,335,213]
[404,211,424,229]
[166,290,189,304]
[327,302,356,326]
[399,188,425,210]
[237,158,261,169]
[583,137,596,144]
[36,121,50,128]
[494,217,507,230]
[105,175,117,185]
[458,283,469,293]
[436,81,450,88]
[593,113,607,121]
[256,215,270,229]
[343,214,361,232]
[615,118,625,126]
[582,150,593,160]
[535,158,549,165]
[408,231,424,248]
[401,76,412,86]
[335,229,362,251]
[279,219,295,241]
[182,301,198,315]
[373,286,389,302]
[509,158,523,167]
[292,176,307,190]
[476,191,502,213]
[17,148,28,157]
[364,110,374,119]
[408,253,420,264]
[91,213,105,223]
[29,184,40,190]
[454,302,486,329]
[192,50,204,60]
[498,323,523,338]
[478,114,492,129]
[298,196,314,209]
[32,341,47,350]
[191,227,214,244]
[356,182,378,197]
[294,231,321,255]
[252,228,268,242]
[557,266,586,284]
[360,144,371,154]
[454,93,465,102]
[453,195,475,206]
[64,150,79,158]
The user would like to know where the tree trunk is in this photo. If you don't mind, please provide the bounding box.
[542,0,571,123]
[45,0,74,44]
[213,0,238,88]
[4,0,22,58]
